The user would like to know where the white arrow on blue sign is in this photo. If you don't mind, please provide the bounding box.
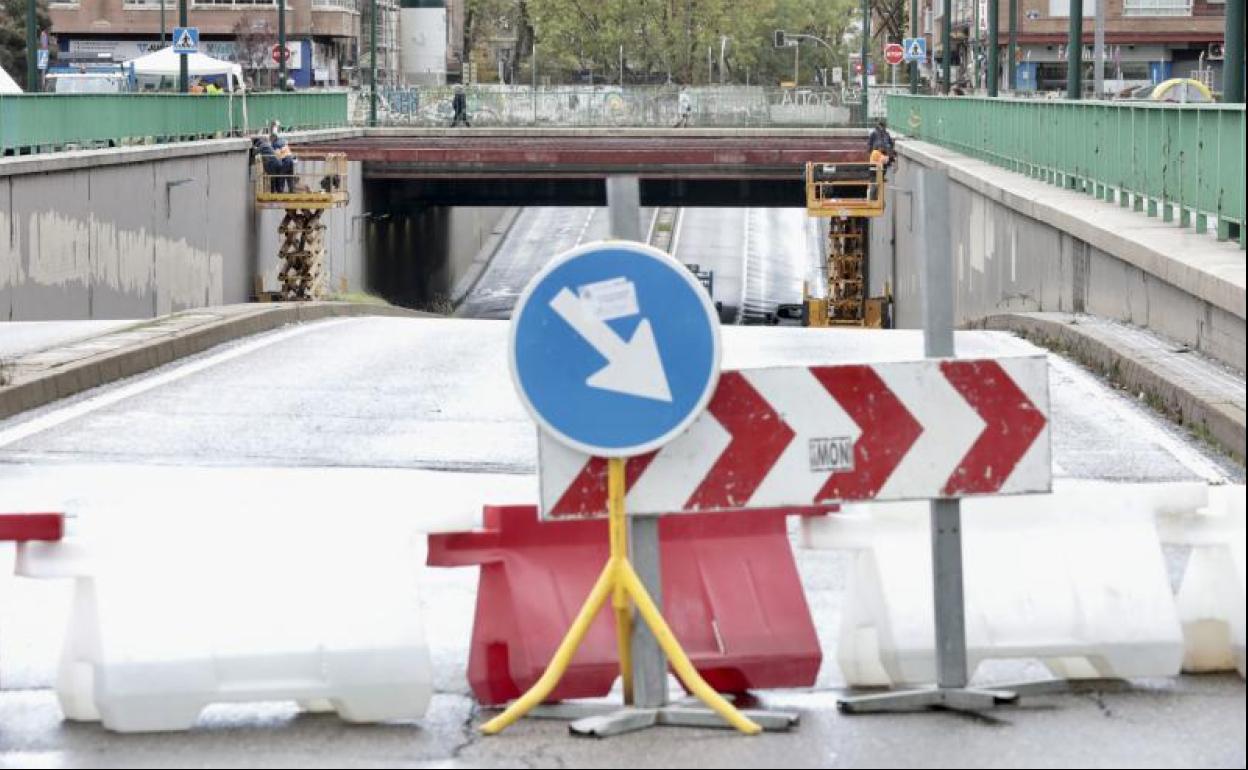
[509,241,722,458]
[172,27,199,54]
[903,37,927,63]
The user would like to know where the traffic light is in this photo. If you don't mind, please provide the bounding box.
[774,30,786,48]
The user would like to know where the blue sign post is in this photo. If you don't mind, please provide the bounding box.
[903,37,927,63]
[172,27,199,54]
[510,241,721,458]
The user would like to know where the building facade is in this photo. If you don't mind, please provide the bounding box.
[920,0,1228,93]
[47,0,463,88]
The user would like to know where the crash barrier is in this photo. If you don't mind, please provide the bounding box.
[427,504,823,706]
[0,513,64,542]
[802,479,1210,686]
[16,515,431,733]
[1160,484,1247,677]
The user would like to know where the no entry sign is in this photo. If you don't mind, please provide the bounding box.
[539,356,1051,518]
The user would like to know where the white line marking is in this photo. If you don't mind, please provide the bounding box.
[668,209,685,256]
[574,208,596,246]
[0,320,353,449]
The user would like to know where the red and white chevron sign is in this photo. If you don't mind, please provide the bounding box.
[539,356,1051,518]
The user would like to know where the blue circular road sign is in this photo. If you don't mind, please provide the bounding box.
[509,241,721,458]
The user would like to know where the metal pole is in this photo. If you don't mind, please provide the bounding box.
[369,0,378,126]
[178,0,188,93]
[1008,0,1017,90]
[1094,0,1105,96]
[918,167,969,692]
[278,0,287,89]
[794,43,800,85]
[707,45,712,84]
[910,0,919,93]
[988,0,999,96]
[622,44,626,86]
[861,0,870,122]
[605,175,667,711]
[942,0,952,92]
[1067,0,1083,99]
[1225,0,1244,103]
[26,0,36,92]
[532,43,538,125]
[161,0,167,46]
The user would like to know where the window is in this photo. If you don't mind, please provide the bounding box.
[312,0,358,9]
[192,0,277,6]
[1048,0,1097,16]
[1122,0,1192,15]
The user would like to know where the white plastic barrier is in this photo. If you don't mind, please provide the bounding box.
[1161,484,1246,677]
[17,514,432,733]
[802,479,1205,687]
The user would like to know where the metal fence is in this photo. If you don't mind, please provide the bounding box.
[889,94,1246,246]
[357,85,881,128]
[0,91,349,155]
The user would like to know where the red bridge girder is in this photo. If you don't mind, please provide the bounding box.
[299,132,868,180]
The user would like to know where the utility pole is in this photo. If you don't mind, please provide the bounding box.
[910,0,919,93]
[1008,0,1017,90]
[178,0,188,93]
[861,0,870,122]
[369,0,378,126]
[278,0,288,89]
[1224,0,1243,103]
[942,0,952,92]
[1094,0,1106,96]
[1067,0,1083,99]
[988,0,999,96]
[26,0,37,91]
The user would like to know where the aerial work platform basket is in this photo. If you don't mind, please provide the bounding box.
[804,161,885,219]
[253,152,349,301]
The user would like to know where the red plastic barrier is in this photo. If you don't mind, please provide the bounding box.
[0,513,64,542]
[427,505,824,706]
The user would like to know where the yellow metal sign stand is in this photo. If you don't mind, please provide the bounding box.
[481,458,762,736]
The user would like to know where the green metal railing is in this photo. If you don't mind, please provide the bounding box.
[888,95,1246,247]
[0,91,349,155]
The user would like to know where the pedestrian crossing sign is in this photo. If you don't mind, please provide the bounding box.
[172,27,199,54]
[903,37,926,63]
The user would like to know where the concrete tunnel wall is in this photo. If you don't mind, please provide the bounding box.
[0,142,254,321]
[0,142,506,322]
[869,148,1246,373]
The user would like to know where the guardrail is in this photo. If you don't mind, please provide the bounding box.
[0,91,349,155]
[888,95,1246,247]
[355,85,895,128]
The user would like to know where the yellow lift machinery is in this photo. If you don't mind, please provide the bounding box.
[800,161,889,328]
[253,152,350,301]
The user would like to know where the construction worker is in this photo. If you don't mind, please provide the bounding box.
[867,118,896,173]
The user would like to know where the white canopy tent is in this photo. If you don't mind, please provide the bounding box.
[0,66,22,95]
[125,46,246,92]
[125,46,251,131]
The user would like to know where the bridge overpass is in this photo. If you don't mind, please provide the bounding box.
[298,128,869,207]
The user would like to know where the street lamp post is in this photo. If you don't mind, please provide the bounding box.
[860,0,870,123]
[910,0,918,93]
[25,0,36,91]
[988,0,999,96]
[369,0,378,126]
[279,0,288,89]
[942,0,952,93]
[178,0,188,93]
[1067,0,1083,99]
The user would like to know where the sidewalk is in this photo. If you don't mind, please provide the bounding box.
[0,302,430,421]
[983,311,1246,464]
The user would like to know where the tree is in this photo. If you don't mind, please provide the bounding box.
[472,0,862,86]
[0,0,50,90]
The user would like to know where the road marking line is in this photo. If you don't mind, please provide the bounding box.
[574,208,596,246]
[0,320,353,449]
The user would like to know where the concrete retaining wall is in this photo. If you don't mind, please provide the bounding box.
[871,145,1246,373]
[0,141,255,321]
